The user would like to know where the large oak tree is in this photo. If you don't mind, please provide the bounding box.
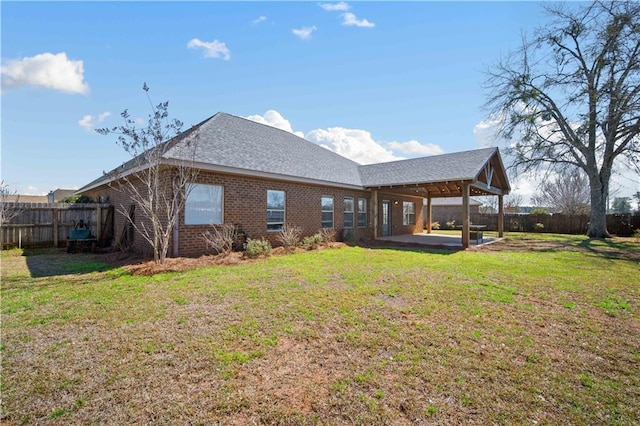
[486,1,640,237]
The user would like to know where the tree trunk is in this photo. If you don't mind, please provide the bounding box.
[587,174,611,238]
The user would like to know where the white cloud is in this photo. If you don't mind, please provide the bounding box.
[187,38,230,60]
[245,110,305,138]
[306,127,401,165]
[319,2,351,12]
[292,26,317,40]
[252,16,267,25]
[341,12,375,28]
[247,109,446,165]
[78,111,111,133]
[1,52,89,94]
[387,140,444,156]
[473,115,504,148]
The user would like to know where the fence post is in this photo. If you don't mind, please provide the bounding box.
[96,205,102,241]
[52,207,58,248]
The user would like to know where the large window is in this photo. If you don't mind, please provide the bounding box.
[403,201,415,226]
[185,184,223,225]
[321,196,334,228]
[343,197,354,229]
[357,198,367,227]
[267,190,285,231]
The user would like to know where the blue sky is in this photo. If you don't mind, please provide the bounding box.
[2,1,638,202]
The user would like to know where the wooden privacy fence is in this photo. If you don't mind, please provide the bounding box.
[1,203,113,249]
[468,213,639,236]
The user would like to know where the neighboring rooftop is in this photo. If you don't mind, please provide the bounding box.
[423,197,482,206]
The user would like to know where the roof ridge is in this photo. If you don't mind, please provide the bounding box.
[213,111,363,167]
[358,146,497,170]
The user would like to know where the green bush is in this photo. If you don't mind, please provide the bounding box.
[530,208,550,215]
[245,238,272,258]
[59,194,95,204]
[302,233,323,250]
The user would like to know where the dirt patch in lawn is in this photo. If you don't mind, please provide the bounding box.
[472,236,640,261]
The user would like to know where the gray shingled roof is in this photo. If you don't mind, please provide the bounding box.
[79,112,504,193]
[358,147,498,187]
[163,113,364,187]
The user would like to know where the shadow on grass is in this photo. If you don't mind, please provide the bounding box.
[499,235,640,262]
[350,240,460,255]
[22,248,120,278]
[575,238,640,262]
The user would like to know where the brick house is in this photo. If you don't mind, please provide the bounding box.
[78,112,510,256]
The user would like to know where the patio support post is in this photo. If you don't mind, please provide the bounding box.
[372,189,379,238]
[498,194,504,237]
[426,196,432,234]
[462,183,470,248]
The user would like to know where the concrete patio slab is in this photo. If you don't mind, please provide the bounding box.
[376,232,499,248]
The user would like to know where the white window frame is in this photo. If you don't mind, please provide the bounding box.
[343,197,354,229]
[357,198,368,227]
[267,190,285,232]
[185,184,224,225]
[402,201,415,226]
[321,196,334,229]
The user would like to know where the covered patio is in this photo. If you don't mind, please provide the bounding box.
[377,232,500,248]
[360,147,511,249]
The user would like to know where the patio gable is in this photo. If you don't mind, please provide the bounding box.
[358,147,510,198]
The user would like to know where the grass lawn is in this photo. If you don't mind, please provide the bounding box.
[1,234,639,424]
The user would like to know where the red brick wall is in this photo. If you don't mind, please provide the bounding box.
[84,169,427,258]
[83,169,177,258]
[375,190,425,237]
[176,171,376,257]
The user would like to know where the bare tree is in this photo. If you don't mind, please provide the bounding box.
[505,194,523,214]
[0,180,22,226]
[485,1,640,238]
[97,84,198,264]
[531,168,590,214]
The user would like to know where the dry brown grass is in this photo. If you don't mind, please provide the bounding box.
[1,235,638,424]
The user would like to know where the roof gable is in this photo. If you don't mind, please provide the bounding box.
[358,147,498,187]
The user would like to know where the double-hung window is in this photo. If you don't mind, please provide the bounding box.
[185,184,223,225]
[357,198,367,227]
[343,197,354,229]
[402,201,415,225]
[321,196,334,228]
[267,190,285,231]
